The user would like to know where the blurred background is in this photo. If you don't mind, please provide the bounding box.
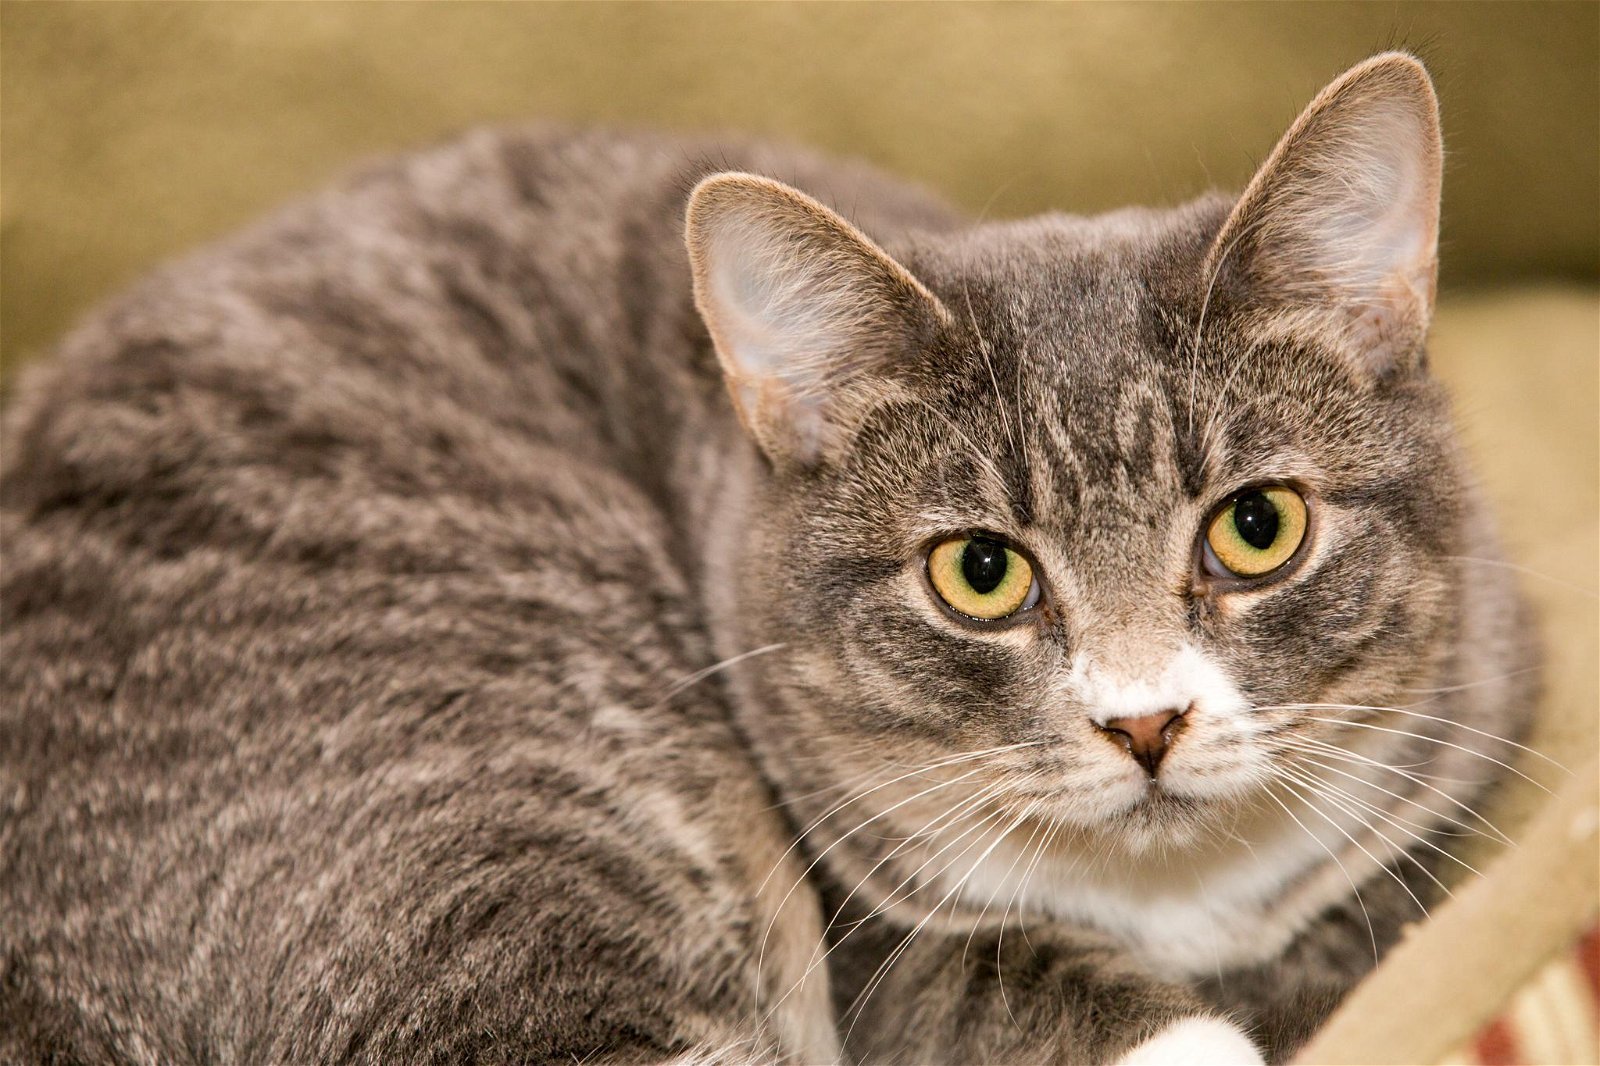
[1,5,1596,1062]
[2,1,1596,371]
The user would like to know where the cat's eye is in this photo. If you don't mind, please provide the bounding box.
[927,535,1040,621]
[1203,486,1309,579]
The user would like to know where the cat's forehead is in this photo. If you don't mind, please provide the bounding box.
[880,200,1333,532]
[900,201,1226,390]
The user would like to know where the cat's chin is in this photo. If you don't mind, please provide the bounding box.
[1106,796,1214,854]
[1083,782,1250,856]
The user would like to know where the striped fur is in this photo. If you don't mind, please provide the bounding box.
[1,55,1534,1063]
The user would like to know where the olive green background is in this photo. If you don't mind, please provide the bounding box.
[2,5,1596,1063]
[2,1,1597,372]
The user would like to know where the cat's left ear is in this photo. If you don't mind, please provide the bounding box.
[686,172,950,467]
[1205,53,1442,376]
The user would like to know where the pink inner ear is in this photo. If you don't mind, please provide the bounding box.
[687,172,949,462]
[1317,111,1439,363]
[1213,69,1442,372]
[1291,99,1437,303]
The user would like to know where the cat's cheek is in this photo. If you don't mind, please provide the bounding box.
[1111,1016,1265,1066]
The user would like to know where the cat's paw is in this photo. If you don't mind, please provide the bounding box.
[1112,1016,1264,1066]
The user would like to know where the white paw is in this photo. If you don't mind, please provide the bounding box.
[1112,1016,1265,1066]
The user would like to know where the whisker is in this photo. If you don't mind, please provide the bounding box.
[1295,716,1552,792]
[1186,215,1266,439]
[833,781,1014,929]
[1281,748,1510,846]
[842,801,1036,1046]
[761,790,1012,1033]
[963,280,1021,473]
[1259,786,1380,964]
[866,802,1016,922]
[806,795,1015,978]
[654,642,788,706]
[753,748,1035,1011]
[903,394,1013,505]
[1280,736,1484,782]
[1281,762,1459,843]
[1399,666,1540,696]
[1272,775,1433,921]
[1279,771,1457,909]
[1443,555,1599,598]
[1261,701,1565,773]
[1003,803,1072,1018]
[1013,337,1037,504]
[1279,765,1480,886]
[754,742,1042,1024]
[961,803,1048,969]
[757,782,1010,1027]
[757,742,1042,896]
[1278,736,1517,845]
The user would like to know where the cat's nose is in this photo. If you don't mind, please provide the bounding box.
[1097,708,1188,777]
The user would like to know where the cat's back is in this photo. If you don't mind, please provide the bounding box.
[0,125,949,1062]
[2,125,957,524]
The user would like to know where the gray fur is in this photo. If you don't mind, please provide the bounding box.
[2,59,1534,1065]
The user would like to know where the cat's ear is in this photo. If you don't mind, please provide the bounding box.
[1205,53,1442,375]
[686,172,950,466]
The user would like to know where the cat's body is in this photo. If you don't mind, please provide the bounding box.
[2,56,1536,1064]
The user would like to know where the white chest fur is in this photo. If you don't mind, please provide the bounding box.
[940,799,1383,980]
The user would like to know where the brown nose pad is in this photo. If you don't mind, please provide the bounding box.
[1098,708,1188,777]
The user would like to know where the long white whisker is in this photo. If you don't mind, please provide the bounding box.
[1296,716,1551,791]
[961,803,1048,969]
[1260,701,1564,773]
[1280,748,1508,846]
[753,747,1036,1013]
[763,796,1016,1029]
[1443,555,1598,598]
[1260,785,1380,963]
[867,801,1016,920]
[835,781,1013,928]
[758,782,1002,1026]
[1273,775,1433,920]
[1279,770,1457,907]
[1186,216,1264,438]
[1278,765,1479,887]
[1399,666,1540,696]
[1004,803,1072,1016]
[654,642,789,706]
[757,742,1042,896]
[964,281,1021,470]
[903,394,1013,504]
[1279,736,1518,845]
[842,801,1035,1047]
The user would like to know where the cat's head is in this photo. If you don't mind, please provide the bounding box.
[686,54,1466,861]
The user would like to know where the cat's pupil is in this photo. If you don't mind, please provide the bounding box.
[1233,492,1280,550]
[961,538,1008,594]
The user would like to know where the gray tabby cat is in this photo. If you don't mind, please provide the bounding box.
[1,53,1535,1064]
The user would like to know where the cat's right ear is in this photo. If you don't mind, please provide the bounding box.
[686,173,950,467]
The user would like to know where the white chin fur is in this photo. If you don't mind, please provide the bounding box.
[1113,1016,1264,1066]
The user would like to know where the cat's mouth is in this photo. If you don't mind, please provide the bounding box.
[1075,765,1257,843]
[1128,779,1206,812]
[1092,787,1226,853]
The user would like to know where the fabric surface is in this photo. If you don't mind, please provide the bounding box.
[1444,925,1600,1066]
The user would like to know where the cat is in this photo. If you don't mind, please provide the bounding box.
[0,51,1537,1064]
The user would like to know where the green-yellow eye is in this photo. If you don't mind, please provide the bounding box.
[927,536,1038,620]
[1204,486,1309,579]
